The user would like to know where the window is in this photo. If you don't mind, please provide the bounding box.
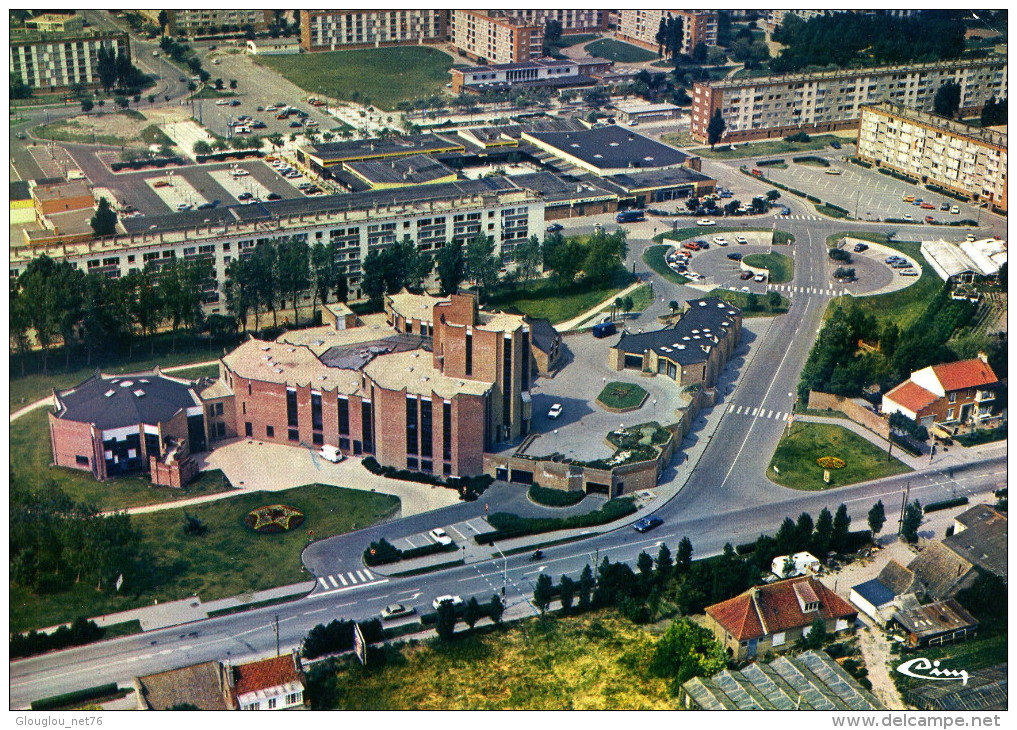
[947,408,954,420]
[311,392,323,431]
[245,422,253,437]
[267,698,277,710]
[948,392,957,403]
[465,331,473,375]
[338,397,350,435]
[267,425,275,438]
[442,401,452,460]
[288,428,299,442]
[406,397,418,456]
[772,632,786,646]
[75,455,89,466]
[287,388,299,428]
[420,399,432,458]
[285,692,303,705]
[215,402,224,416]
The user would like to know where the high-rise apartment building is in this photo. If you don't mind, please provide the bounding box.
[691,58,1007,143]
[616,10,718,56]
[450,10,543,65]
[152,10,273,36]
[9,30,130,91]
[857,102,1007,213]
[498,9,608,34]
[299,10,449,52]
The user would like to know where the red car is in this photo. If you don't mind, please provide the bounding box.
[683,241,700,251]
[925,215,935,223]
[920,202,935,209]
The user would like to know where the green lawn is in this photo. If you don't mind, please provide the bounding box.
[557,33,601,48]
[596,382,649,410]
[643,245,689,284]
[167,363,221,380]
[258,46,455,111]
[768,422,911,490]
[816,203,850,219]
[486,269,636,324]
[585,38,659,63]
[11,484,400,633]
[743,252,793,284]
[706,289,790,318]
[686,134,844,160]
[10,408,236,511]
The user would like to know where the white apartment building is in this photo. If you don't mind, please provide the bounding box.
[616,10,718,56]
[299,10,448,52]
[9,31,129,90]
[450,10,543,65]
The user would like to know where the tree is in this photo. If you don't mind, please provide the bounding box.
[774,516,797,556]
[868,500,886,539]
[533,573,554,614]
[675,536,693,576]
[795,512,814,552]
[488,594,504,625]
[637,550,654,588]
[193,140,212,155]
[514,235,543,280]
[650,618,725,686]
[81,98,94,113]
[158,10,169,30]
[812,507,833,556]
[542,19,563,55]
[95,46,117,93]
[90,197,118,237]
[832,504,851,552]
[799,616,828,650]
[435,600,457,641]
[933,81,961,119]
[654,543,673,586]
[464,235,500,295]
[435,240,465,296]
[230,79,238,90]
[360,249,389,306]
[706,109,726,149]
[558,575,576,614]
[462,596,482,631]
[901,500,923,543]
[691,42,708,64]
[981,96,1007,127]
[542,232,584,286]
[577,564,594,611]
[768,290,781,308]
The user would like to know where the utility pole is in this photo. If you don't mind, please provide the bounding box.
[897,481,911,536]
[274,614,280,657]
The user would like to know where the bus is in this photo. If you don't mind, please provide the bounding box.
[615,210,645,223]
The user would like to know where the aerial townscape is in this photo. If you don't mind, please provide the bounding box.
[9,8,1009,717]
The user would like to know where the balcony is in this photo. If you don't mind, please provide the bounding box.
[974,390,994,403]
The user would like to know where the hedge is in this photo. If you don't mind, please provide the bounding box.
[757,158,786,167]
[31,683,119,711]
[109,156,185,172]
[419,598,500,626]
[848,157,873,169]
[474,498,637,545]
[792,155,830,167]
[361,456,493,501]
[364,537,457,566]
[806,195,821,203]
[822,202,849,215]
[924,183,971,203]
[924,496,970,513]
[890,434,923,457]
[528,483,586,507]
[11,617,104,659]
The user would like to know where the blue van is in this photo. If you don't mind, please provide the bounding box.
[592,321,617,338]
[615,210,645,223]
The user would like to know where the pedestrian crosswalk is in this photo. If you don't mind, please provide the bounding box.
[774,215,820,221]
[727,404,794,422]
[317,568,383,592]
[768,284,848,297]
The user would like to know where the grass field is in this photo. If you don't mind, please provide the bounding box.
[9,408,237,511]
[706,289,790,318]
[673,134,844,160]
[189,87,236,100]
[313,610,678,709]
[164,363,221,380]
[743,252,793,284]
[768,422,911,490]
[585,39,658,64]
[486,269,636,324]
[259,46,454,111]
[597,382,649,410]
[11,484,399,633]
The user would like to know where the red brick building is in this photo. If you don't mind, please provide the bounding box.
[882,354,999,431]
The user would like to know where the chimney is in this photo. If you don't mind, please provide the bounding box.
[977,351,988,364]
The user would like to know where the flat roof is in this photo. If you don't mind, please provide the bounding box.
[510,171,617,203]
[33,179,92,202]
[344,154,456,186]
[851,578,896,608]
[894,598,979,639]
[54,371,200,430]
[524,125,690,171]
[222,338,362,394]
[612,101,683,115]
[278,316,398,357]
[460,58,577,74]
[388,291,447,324]
[302,133,464,164]
[602,166,712,193]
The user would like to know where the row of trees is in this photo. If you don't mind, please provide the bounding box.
[655,15,685,61]
[95,45,146,94]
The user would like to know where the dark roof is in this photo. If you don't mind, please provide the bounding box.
[943,505,1007,580]
[528,318,559,355]
[851,578,896,608]
[602,166,713,193]
[10,181,31,202]
[907,542,975,600]
[344,154,455,186]
[460,58,577,74]
[877,561,916,595]
[613,298,741,364]
[893,598,979,639]
[135,661,231,711]
[302,133,464,164]
[510,172,616,203]
[524,125,690,171]
[53,371,199,430]
[318,334,430,371]
[463,76,596,92]
[906,662,1008,712]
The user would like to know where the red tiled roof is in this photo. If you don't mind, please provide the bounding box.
[232,655,303,696]
[706,576,857,641]
[884,380,939,414]
[931,358,998,392]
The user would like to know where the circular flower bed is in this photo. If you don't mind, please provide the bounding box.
[816,456,846,469]
[245,505,305,534]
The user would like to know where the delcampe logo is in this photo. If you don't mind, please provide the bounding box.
[896,657,970,685]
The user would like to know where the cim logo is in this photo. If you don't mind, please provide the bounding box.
[896,657,970,685]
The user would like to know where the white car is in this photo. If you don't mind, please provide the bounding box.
[735,235,748,244]
[713,237,728,246]
[432,595,463,610]
[697,219,716,226]
[903,213,914,221]
[950,206,960,214]
[548,403,563,419]
[428,528,453,546]
[754,273,767,282]
[740,286,751,293]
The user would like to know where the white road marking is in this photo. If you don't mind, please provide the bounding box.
[328,575,338,588]
[347,572,358,584]
[313,579,389,597]
[318,577,329,589]
[448,525,468,541]
[355,570,368,582]
[338,574,348,586]
[303,608,328,615]
[363,568,374,580]
[751,408,759,416]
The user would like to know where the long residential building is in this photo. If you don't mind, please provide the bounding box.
[9,29,130,91]
[141,10,273,36]
[857,101,1007,212]
[299,10,449,52]
[616,10,718,56]
[497,9,608,34]
[450,10,543,65]
[690,58,1007,143]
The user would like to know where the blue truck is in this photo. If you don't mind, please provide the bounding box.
[615,210,646,223]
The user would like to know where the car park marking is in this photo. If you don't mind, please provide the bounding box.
[448,525,468,541]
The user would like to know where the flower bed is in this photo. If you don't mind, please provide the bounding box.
[245,504,305,533]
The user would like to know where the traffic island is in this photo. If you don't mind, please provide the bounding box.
[595,381,649,412]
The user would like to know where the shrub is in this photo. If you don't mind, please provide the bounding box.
[245,505,304,533]
[924,496,970,513]
[11,617,105,659]
[528,483,586,507]
[361,456,492,501]
[783,132,811,143]
[806,195,821,203]
[833,267,856,280]
[828,248,852,262]
[792,155,830,167]
[756,158,786,167]
[475,498,637,544]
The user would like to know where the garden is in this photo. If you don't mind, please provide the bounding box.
[743,252,794,284]
[596,382,649,411]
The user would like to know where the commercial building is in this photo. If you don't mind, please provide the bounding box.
[450,58,611,95]
[690,58,1007,143]
[299,10,449,53]
[857,102,1007,212]
[616,10,718,56]
[246,38,300,56]
[881,354,999,430]
[704,576,857,661]
[610,101,684,124]
[497,10,608,35]
[154,10,273,37]
[342,154,458,191]
[450,10,543,65]
[680,650,884,710]
[920,238,1008,283]
[9,29,130,91]
[521,124,700,176]
[297,133,466,176]
[608,298,742,388]
[25,13,85,33]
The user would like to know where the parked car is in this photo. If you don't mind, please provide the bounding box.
[237,192,253,201]
[824,169,842,175]
[546,223,564,233]
[719,190,733,198]
[432,595,463,610]
[696,219,716,226]
[853,243,869,252]
[381,604,415,620]
[754,273,767,282]
[266,193,282,201]
[319,445,343,463]
[925,215,935,223]
[830,141,842,149]
[591,322,616,338]
[713,237,728,246]
[428,528,453,546]
[548,403,563,419]
[735,235,748,244]
[633,516,663,533]
[951,206,961,214]
[940,202,951,211]
[902,194,916,202]
[740,286,751,293]
[899,268,919,277]
[902,214,914,221]
[726,252,743,261]
[920,202,935,209]
[740,271,754,280]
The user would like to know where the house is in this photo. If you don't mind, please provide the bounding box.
[679,649,884,710]
[704,576,857,661]
[135,651,307,711]
[770,551,822,578]
[849,579,897,623]
[881,353,999,430]
[907,504,1007,599]
[893,598,979,648]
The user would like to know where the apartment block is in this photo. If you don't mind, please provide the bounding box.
[498,10,607,34]
[9,30,130,91]
[25,13,85,33]
[299,10,449,52]
[616,10,718,56]
[690,58,1007,144]
[158,10,273,36]
[857,101,1007,212]
[450,10,543,65]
